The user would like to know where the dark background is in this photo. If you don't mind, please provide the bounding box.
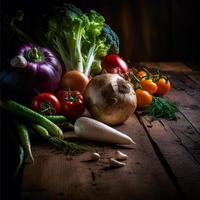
[2,0,200,62]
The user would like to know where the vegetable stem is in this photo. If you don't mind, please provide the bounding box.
[15,120,34,163]
[85,45,96,77]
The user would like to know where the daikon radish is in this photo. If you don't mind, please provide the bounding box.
[74,117,135,145]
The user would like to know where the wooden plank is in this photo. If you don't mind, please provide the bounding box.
[164,112,200,163]
[139,62,192,72]
[138,115,200,200]
[166,72,200,133]
[187,73,200,85]
[20,115,181,200]
[136,67,200,199]
[184,63,200,72]
[167,89,200,133]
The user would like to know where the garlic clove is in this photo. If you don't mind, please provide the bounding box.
[91,152,101,161]
[10,55,27,68]
[109,158,126,168]
[115,150,128,161]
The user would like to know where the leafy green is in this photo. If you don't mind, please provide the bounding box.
[42,3,119,75]
[144,97,177,120]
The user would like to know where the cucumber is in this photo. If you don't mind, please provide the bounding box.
[45,115,74,131]
[15,120,34,163]
[45,115,68,123]
[2,100,63,139]
[31,123,85,155]
[31,123,49,139]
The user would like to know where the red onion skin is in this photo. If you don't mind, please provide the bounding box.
[102,54,128,74]
[18,44,62,93]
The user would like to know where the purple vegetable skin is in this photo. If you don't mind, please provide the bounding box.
[11,43,62,93]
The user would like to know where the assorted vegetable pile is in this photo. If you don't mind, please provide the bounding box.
[124,67,177,119]
[1,3,178,173]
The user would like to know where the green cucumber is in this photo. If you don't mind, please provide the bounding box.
[45,115,68,123]
[31,123,85,155]
[15,120,34,163]
[2,100,63,139]
[45,115,74,131]
[31,123,49,139]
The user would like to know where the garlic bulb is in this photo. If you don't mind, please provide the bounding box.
[91,152,101,161]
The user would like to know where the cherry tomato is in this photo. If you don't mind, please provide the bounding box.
[56,90,85,120]
[32,93,61,115]
[102,54,128,74]
[155,78,171,96]
[136,71,147,79]
[136,89,152,109]
[141,79,158,94]
[61,70,89,94]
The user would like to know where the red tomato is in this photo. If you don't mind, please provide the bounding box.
[56,90,85,120]
[102,54,128,74]
[32,93,61,115]
[155,78,171,96]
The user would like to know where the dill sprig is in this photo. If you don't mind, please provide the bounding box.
[48,137,86,155]
[144,96,177,120]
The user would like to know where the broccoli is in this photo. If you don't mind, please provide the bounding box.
[41,3,119,76]
[57,3,82,17]
[101,23,120,54]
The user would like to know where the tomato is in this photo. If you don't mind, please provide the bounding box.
[141,79,158,94]
[32,93,61,115]
[102,54,128,74]
[61,70,89,94]
[136,71,147,79]
[136,89,152,109]
[56,90,85,120]
[155,78,171,96]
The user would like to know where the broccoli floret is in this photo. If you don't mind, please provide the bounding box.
[55,3,82,18]
[101,23,120,54]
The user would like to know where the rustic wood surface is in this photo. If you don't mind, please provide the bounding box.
[20,63,200,200]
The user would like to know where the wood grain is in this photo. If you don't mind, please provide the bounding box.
[20,62,200,200]
[139,62,192,72]
[138,115,200,200]
[21,115,181,200]
[136,62,200,199]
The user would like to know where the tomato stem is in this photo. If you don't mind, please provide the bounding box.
[40,101,56,115]
[142,68,152,80]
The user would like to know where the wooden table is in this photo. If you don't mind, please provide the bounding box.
[20,63,200,200]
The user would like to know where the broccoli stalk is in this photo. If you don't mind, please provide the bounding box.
[83,10,110,76]
[48,34,70,68]
[45,18,71,69]
[84,37,110,76]
[65,15,89,72]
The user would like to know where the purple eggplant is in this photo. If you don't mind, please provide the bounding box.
[10,43,62,93]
